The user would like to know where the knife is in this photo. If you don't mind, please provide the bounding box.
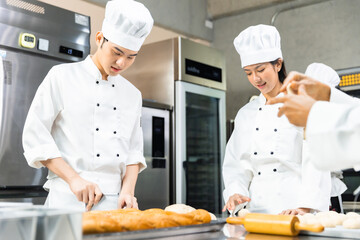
[231,201,248,217]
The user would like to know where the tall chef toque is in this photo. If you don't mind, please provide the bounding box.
[305,63,340,88]
[101,0,154,51]
[234,24,283,68]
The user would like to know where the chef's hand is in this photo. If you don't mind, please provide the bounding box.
[222,194,251,212]
[69,175,103,211]
[280,207,311,215]
[268,86,316,127]
[280,71,331,101]
[118,192,138,209]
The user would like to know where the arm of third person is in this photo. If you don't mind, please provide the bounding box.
[280,71,331,101]
[268,87,316,127]
[41,157,102,211]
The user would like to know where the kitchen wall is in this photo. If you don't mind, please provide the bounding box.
[213,0,360,119]
[38,0,182,54]
[39,0,360,120]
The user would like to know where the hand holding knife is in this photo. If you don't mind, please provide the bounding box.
[231,201,248,217]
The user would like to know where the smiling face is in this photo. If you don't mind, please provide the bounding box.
[92,32,138,80]
[243,59,283,99]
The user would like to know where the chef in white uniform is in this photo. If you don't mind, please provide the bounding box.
[22,0,153,211]
[268,71,360,172]
[222,25,331,215]
[304,63,347,212]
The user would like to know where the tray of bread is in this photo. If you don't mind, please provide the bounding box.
[83,204,225,239]
[299,211,360,239]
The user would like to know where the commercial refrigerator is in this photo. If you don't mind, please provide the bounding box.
[135,102,171,210]
[122,37,226,214]
[0,0,90,203]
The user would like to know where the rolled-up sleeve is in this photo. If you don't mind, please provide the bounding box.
[22,68,63,168]
[126,95,146,172]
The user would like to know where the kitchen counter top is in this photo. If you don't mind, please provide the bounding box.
[84,223,358,240]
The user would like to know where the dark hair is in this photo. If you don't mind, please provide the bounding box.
[100,36,108,48]
[270,58,287,83]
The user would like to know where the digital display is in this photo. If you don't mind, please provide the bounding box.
[24,36,34,42]
[185,58,222,82]
[59,46,83,58]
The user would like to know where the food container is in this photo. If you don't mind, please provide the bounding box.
[0,206,82,240]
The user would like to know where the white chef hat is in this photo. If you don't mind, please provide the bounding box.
[234,24,283,68]
[305,63,340,87]
[101,0,154,51]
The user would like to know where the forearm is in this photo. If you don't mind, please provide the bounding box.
[40,157,79,184]
[121,164,140,195]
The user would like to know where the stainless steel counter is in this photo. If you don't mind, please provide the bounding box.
[84,222,358,240]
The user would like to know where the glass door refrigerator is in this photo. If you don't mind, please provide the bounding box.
[122,37,226,214]
[175,81,225,213]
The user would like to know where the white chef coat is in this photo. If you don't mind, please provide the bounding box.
[223,93,331,214]
[307,88,360,171]
[22,56,146,210]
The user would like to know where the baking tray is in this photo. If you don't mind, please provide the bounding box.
[83,219,226,240]
[301,225,360,239]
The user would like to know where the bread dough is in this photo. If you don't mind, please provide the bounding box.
[320,217,337,228]
[209,212,217,220]
[164,204,196,214]
[237,209,250,218]
[286,83,295,95]
[164,204,217,220]
[343,218,360,229]
[345,212,360,219]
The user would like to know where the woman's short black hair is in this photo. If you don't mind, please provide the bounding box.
[270,58,287,83]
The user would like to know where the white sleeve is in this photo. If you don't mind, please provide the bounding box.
[330,88,360,105]
[298,140,331,212]
[126,95,146,172]
[222,112,253,203]
[306,101,360,171]
[22,68,63,169]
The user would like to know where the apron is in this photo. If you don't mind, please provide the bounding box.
[44,178,119,211]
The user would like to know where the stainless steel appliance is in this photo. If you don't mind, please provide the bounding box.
[136,101,171,210]
[122,37,226,214]
[0,0,90,203]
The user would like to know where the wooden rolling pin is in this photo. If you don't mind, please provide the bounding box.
[227,213,324,236]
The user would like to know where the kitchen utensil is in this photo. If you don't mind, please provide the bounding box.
[231,202,248,217]
[227,213,324,236]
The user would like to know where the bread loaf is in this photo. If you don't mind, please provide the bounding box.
[83,208,211,234]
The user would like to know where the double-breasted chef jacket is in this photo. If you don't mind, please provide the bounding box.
[223,93,331,214]
[22,56,146,210]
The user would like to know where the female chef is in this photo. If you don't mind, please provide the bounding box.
[222,24,331,215]
[22,0,153,211]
